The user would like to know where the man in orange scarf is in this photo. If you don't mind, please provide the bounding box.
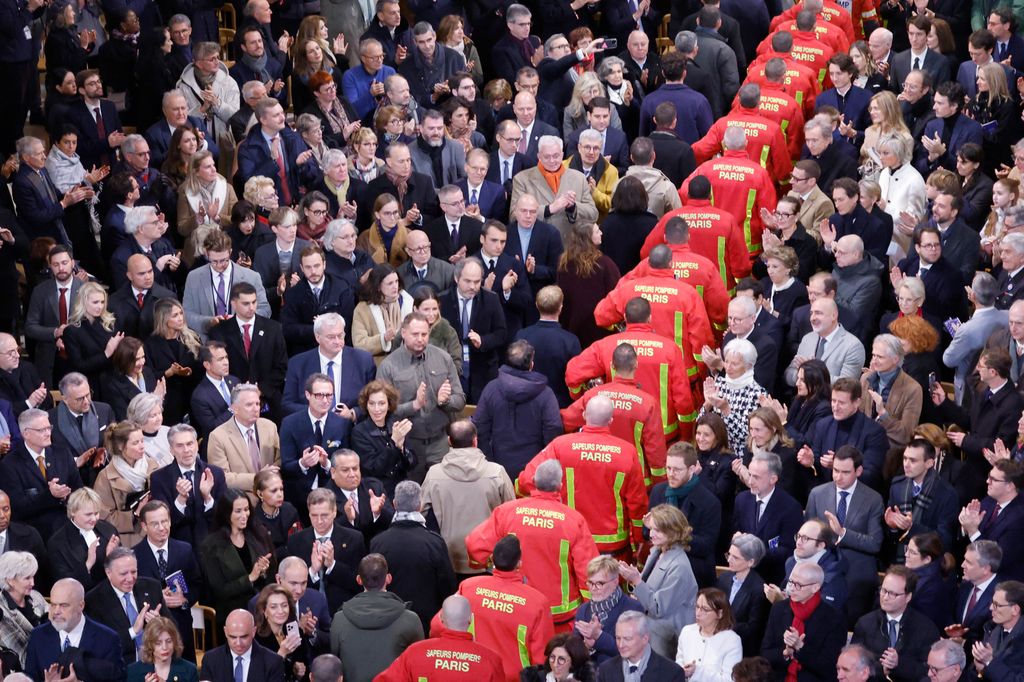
[761,562,846,682]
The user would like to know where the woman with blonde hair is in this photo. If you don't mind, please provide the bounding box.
[563,72,623,137]
[63,281,123,392]
[143,298,201,424]
[556,221,621,347]
[127,392,172,467]
[349,127,384,183]
[617,504,698,656]
[574,555,644,665]
[94,420,158,547]
[969,62,1019,174]
[356,194,410,267]
[48,487,121,589]
[127,616,199,681]
[437,14,482,85]
[0,551,47,666]
[845,91,912,181]
[242,175,279,228]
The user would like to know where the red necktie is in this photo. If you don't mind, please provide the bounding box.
[243,323,252,357]
[967,586,980,617]
[58,287,68,325]
[271,136,292,206]
[136,292,145,309]
[94,107,106,141]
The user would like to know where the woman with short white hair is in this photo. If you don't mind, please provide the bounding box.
[699,338,767,458]
[127,392,172,467]
[877,132,926,259]
[0,551,47,666]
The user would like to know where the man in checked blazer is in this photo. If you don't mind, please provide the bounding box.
[806,446,885,626]
[206,383,281,503]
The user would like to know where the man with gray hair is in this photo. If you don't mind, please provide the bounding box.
[205,382,281,498]
[566,128,619,223]
[49,372,114,478]
[229,80,268,142]
[996,231,1024,309]
[510,134,598,241]
[11,136,85,247]
[927,640,967,682]
[835,643,875,682]
[84,546,166,663]
[110,205,180,294]
[733,451,804,585]
[466,459,599,627]
[985,299,1024,384]
[943,272,1008,402]
[116,134,177,213]
[491,4,541,84]
[176,42,239,176]
[370,480,456,632]
[517,395,648,558]
[143,89,218,171]
[598,610,686,680]
[396,21,465,106]
[623,136,683,218]
[861,334,922,447]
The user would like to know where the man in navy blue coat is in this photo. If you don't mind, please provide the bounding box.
[913,82,984,175]
[958,459,1024,582]
[732,451,804,586]
[504,195,564,298]
[149,424,228,548]
[133,499,203,661]
[816,55,872,132]
[280,247,356,355]
[281,312,376,416]
[237,98,321,205]
[229,26,287,106]
[12,136,86,245]
[280,373,351,515]
[25,578,125,682]
[190,342,238,440]
[143,90,219,170]
[515,287,580,408]
[457,148,508,222]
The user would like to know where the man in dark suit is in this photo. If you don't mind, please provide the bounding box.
[112,135,177,217]
[361,143,441,228]
[395,229,455,296]
[914,82,984,175]
[24,577,125,682]
[64,70,125,169]
[649,104,698,187]
[852,566,941,682]
[817,56,873,132]
[736,278,786,352]
[49,372,113,479]
[989,8,1024,72]
[84,547,167,663]
[458,148,508,223]
[886,438,959,562]
[251,212,310,315]
[677,0,746,73]
[236,98,320,207]
[199,609,286,682]
[489,4,541,84]
[995,232,1024,310]
[955,540,1003,652]
[149,423,228,548]
[0,332,52,417]
[802,117,860,195]
[619,33,666,97]
[440,257,508,403]
[732,451,804,586]
[12,136,87,245]
[477,221,533,341]
[280,373,351,515]
[717,296,779,394]
[108,206,179,294]
[280,246,356,354]
[487,120,532,195]
[108,254,177,339]
[1,408,81,537]
[956,29,1017,99]
[423,185,484,264]
[0,489,48,587]
[133,500,202,662]
[24,245,83,386]
[143,90,219,171]
[326,449,394,544]
[358,0,408,68]
[597,611,685,681]
[959,459,1024,582]
[209,282,289,419]
[286,488,366,613]
[281,313,376,417]
[491,69,560,135]
[504,196,564,300]
[895,226,970,321]
[805,447,885,626]
[190,342,238,440]
[513,91,560,164]
[890,16,953,93]
[566,103,632,171]
[229,80,265,143]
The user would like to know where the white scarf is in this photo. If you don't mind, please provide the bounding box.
[112,454,149,491]
[722,369,756,391]
[185,176,228,225]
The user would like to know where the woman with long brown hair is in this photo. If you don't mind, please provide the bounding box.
[556,221,621,347]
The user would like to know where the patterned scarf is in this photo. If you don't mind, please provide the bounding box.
[384,167,409,204]
[590,586,624,625]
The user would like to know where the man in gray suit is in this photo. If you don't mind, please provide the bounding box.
[408,110,466,190]
[944,272,1008,404]
[396,230,454,295]
[182,230,271,340]
[805,445,884,627]
[785,298,865,386]
[24,245,83,386]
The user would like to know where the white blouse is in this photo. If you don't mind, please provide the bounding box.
[675,624,743,682]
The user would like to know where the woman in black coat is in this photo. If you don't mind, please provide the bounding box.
[968,62,1021,176]
[199,490,277,629]
[599,177,659,275]
[695,413,738,554]
[758,245,809,332]
[48,488,121,591]
[716,533,770,656]
[225,201,275,264]
[100,336,164,421]
[130,27,175,130]
[63,281,121,399]
[956,143,994,232]
[520,632,597,682]
[747,407,812,505]
[252,469,301,560]
[143,299,202,425]
[350,380,415,498]
[768,359,832,446]
[905,532,956,631]
[44,3,94,76]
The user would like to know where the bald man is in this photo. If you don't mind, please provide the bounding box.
[108,253,177,339]
[785,298,866,386]
[199,608,286,682]
[831,234,884,343]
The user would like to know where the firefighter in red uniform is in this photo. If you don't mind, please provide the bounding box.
[445,536,555,682]
[758,13,850,54]
[626,218,729,332]
[747,32,822,119]
[771,0,857,42]
[693,85,794,184]
[680,129,778,258]
[783,11,837,88]
[734,59,806,160]
[566,297,696,440]
[374,595,504,682]
[518,396,649,561]
[562,343,667,487]
[595,246,714,376]
[643,179,751,290]
[466,460,599,628]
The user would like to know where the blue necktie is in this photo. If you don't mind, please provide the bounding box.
[220,380,231,405]
[912,482,922,497]
[62,635,71,651]
[326,360,336,407]
[888,619,898,648]
[123,593,142,648]
[837,490,849,525]
[470,188,478,206]
[234,655,244,682]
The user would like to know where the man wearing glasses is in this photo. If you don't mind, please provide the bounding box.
[787,161,834,238]
[0,408,82,537]
[487,120,531,193]
[971,580,1024,679]
[892,225,969,322]
[761,562,845,680]
[395,229,454,295]
[342,38,397,119]
[491,4,541,84]
[851,566,940,682]
[926,640,968,682]
[959,460,1024,582]
[765,519,848,611]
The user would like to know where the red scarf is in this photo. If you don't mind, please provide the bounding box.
[786,591,821,682]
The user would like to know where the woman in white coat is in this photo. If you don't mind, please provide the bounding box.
[676,588,743,682]
[877,133,927,261]
[618,504,698,658]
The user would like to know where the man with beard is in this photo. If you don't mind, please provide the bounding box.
[408,110,466,190]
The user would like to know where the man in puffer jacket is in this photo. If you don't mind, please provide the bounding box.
[622,137,684,219]
[422,419,516,577]
[471,340,563,479]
